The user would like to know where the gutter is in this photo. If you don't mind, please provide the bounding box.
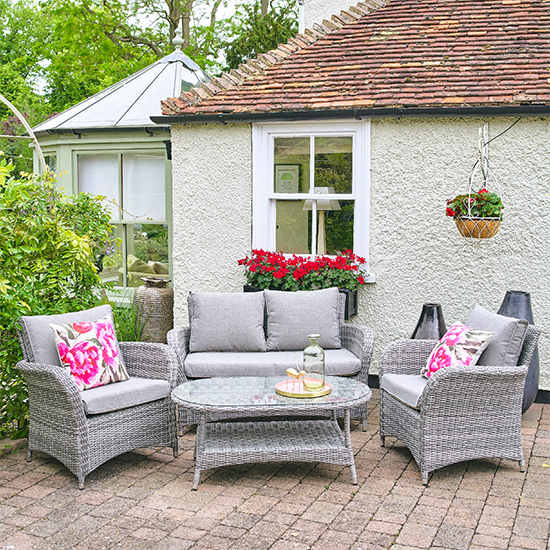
[151,105,550,125]
[33,126,171,138]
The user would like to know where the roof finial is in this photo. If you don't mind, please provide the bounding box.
[173,27,184,52]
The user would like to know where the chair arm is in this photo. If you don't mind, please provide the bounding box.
[119,342,179,389]
[379,339,438,378]
[166,327,191,385]
[16,360,88,431]
[340,323,374,384]
[419,364,528,418]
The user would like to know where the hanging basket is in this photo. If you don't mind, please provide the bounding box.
[455,218,501,239]
[447,124,503,241]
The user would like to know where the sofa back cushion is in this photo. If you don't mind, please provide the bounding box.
[18,305,114,365]
[188,291,267,352]
[465,304,528,366]
[265,288,341,351]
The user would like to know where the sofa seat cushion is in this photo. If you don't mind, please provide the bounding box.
[80,377,171,415]
[380,374,428,410]
[184,349,361,378]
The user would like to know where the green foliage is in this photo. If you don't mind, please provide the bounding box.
[109,303,144,342]
[223,0,298,70]
[446,190,503,219]
[0,158,117,438]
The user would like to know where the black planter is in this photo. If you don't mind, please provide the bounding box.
[411,303,447,340]
[244,285,357,320]
[497,290,539,413]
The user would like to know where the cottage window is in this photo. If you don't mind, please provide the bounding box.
[252,121,370,259]
[77,152,168,288]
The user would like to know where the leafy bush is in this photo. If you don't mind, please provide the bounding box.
[0,157,117,438]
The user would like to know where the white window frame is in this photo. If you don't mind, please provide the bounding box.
[252,120,370,266]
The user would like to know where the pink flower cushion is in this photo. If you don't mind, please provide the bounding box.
[50,317,129,391]
[421,323,494,379]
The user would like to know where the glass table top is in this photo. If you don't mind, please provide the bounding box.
[171,376,371,411]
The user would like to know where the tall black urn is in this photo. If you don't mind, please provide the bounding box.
[411,303,447,340]
[497,290,539,413]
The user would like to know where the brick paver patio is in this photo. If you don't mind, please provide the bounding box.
[0,390,548,550]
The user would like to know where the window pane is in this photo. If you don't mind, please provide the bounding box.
[78,154,119,221]
[123,153,165,221]
[274,137,310,193]
[98,225,124,286]
[315,136,353,194]
[125,223,169,287]
[275,200,311,254]
[324,200,354,255]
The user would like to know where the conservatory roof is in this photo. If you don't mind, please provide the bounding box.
[158,0,550,121]
[33,50,210,134]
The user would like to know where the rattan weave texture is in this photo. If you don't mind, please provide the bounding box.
[172,376,371,488]
[16,331,179,489]
[379,325,541,485]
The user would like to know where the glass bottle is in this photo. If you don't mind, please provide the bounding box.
[303,334,325,391]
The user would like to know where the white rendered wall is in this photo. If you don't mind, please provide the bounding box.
[170,123,253,326]
[170,116,550,390]
[363,116,550,390]
[302,0,359,29]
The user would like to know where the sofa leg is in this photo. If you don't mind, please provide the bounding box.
[422,473,429,486]
[380,435,385,447]
[78,476,85,490]
[26,449,32,462]
[519,460,525,472]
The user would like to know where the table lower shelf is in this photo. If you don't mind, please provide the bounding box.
[193,419,356,488]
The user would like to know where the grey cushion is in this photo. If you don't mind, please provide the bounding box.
[380,374,428,410]
[465,304,528,366]
[80,377,171,415]
[18,305,114,366]
[188,292,267,353]
[184,348,360,378]
[265,288,341,351]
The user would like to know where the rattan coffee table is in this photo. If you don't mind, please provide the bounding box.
[171,376,372,489]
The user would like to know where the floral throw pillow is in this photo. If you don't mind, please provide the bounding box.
[421,323,494,379]
[50,317,129,391]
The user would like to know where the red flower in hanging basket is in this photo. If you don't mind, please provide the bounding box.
[445,190,503,220]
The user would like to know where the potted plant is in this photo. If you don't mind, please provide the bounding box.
[237,249,367,319]
[446,188,503,239]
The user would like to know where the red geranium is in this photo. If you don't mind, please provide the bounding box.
[238,249,368,291]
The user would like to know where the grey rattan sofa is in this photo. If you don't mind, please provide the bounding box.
[168,288,375,429]
[379,322,541,485]
[16,304,179,489]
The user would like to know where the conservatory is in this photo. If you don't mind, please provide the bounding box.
[32,35,210,294]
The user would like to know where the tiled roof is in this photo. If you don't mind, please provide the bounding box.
[161,0,550,117]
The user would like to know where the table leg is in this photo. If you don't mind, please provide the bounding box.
[192,411,206,490]
[343,409,357,484]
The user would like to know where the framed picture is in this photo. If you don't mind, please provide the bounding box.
[275,165,300,193]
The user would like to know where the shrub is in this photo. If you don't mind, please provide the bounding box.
[0,157,117,438]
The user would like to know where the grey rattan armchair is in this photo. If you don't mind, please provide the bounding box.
[16,305,179,489]
[379,324,541,485]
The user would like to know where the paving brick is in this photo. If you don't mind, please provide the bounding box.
[0,394,546,550]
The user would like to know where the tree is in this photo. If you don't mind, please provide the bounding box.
[223,0,298,70]
[40,0,229,110]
